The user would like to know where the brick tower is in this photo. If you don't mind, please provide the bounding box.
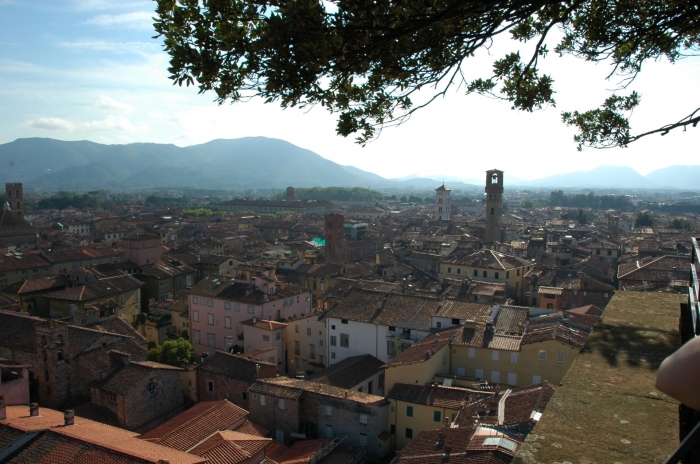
[5,183,23,215]
[484,169,504,243]
[324,213,345,264]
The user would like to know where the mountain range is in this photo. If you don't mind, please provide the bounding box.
[0,137,697,191]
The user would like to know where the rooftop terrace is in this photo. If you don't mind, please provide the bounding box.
[513,291,687,464]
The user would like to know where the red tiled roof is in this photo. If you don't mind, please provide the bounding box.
[139,400,249,451]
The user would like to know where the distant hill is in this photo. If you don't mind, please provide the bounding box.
[644,165,700,190]
[519,165,659,189]
[0,137,697,191]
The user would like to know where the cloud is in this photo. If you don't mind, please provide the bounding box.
[148,110,178,121]
[95,95,133,113]
[82,115,148,133]
[28,117,75,131]
[56,41,157,53]
[84,11,153,30]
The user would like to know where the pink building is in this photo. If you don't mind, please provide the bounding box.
[189,270,311,374]
[0,360,30,405]
[123,235,162,265]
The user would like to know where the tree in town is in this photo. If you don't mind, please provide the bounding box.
[154,0,699,147]
[147,338,198,367]
[634,211,654,228]
[668,218,692,231]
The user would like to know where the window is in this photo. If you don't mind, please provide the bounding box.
[319,355,324,364]
[193,330,200,344]
[225,317,231,329]
[263,335,270,342]
[225,336,233,350]
[276,331,281,341]
[186,275,192,286]
[248,306,255,314]
[241,392,247,401]
[532,375,542,384]
[294,341,300,355]
[557,352,565,363]
[147,378,158,395]
[330,335,337,346]
[295,325,299,333]
[208,313,214,325]
[260,395,266,406]
[506,271,510,278]
[475,368,484,380]
[495,272,499,279]
[331,325,336,330]
[326,425,333,438]
[340,333,349,348]
[436,321,442,329]
[193,297,198,304]
[387,340,396,356]
[491,371,500,383]
[307,328,312,336]
[473,269,478,276]
[120,294,126,305]
[434,411,441,422]
[193,310,199,322]
[359,433,367,446]
[279,399,285,409]
[319,339,323,347]
[492,350,499,361]
[207,333,215,347]
[207,381,214,393]
[405,428,413,439]
[511,352,518,363]
[207,299,213,307]
[391,425,396,435]
[331,352,336,359]
[457,268,461,274]
[341,319,348,324]
[406,406,413,417]
[451,318,460,325]
[360,414,368,424]
[483,270,487,278]
[538,350,546,361]
[235,304,240,312]
[326,406,332,416]
[109,393,117,403]
[224,302,231,310]
[517,269,520,276]
[309,344,316,359]
[468,347,475,358]
[448,267,451,273]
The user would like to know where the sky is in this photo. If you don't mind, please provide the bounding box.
[0,0,698,182]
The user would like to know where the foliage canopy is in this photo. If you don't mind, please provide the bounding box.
[635,211,654,227]
[147,338,197,367]
[154,0,699,147]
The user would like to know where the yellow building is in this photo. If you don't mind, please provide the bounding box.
[285,309,328,374]
[439,249,532,303]
[387,383,478,450]
[43,274,143,323]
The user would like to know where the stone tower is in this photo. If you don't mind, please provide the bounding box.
[435,184,451,221]
[286,187,295,202]
[5,183,23,215]
[484,169,504,243]
[36,320,71,408]
[324,213,345,264]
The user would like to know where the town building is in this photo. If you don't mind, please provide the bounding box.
[435,184,451,221]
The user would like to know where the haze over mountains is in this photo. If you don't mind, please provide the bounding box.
[0,137,697,191]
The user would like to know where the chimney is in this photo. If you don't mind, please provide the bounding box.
[201,352,209,363]
[30,403,39,417]
[0,400,6,420]
[64,409,75,426]
[377,299,383,310]
[443,445,452,455]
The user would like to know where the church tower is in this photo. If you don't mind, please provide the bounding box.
[484,170,504,243]
[5,183,23,215]
[435,184,451,221]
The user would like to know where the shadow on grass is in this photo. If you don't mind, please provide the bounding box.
[581,323,678,369]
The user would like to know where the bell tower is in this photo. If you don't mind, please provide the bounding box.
[485,169,504,243]
[435,184,451,221]
[5,183,23,215]
[36,320,70,408]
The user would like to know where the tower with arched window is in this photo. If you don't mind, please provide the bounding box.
[435,184,451,221]
[485,169,504,243]
[5,182,23,215]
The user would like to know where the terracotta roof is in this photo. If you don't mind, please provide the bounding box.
[196,350,275,382]
[305,354,383,389]
[234,420,269,437]
[0,275,70,295]
[139,400,249,451]
[0,310,44,353]
[383,328,458,368]
[43,275,143,302]
[189,430,271,464]
[249,378,388,405]
[502,382,556,425]
[387,383,479,409]
[73,402,122,428]
[443,249,531,270]
[93,361,181,395]
[434,301,492,322]
[0,405,204,464]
